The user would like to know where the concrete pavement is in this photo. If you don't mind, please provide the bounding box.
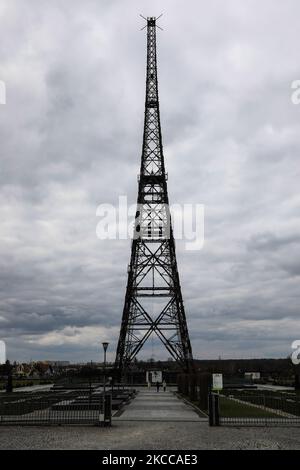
[114,389,207,422]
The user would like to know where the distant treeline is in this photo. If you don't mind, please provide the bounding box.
[194,358,295,376]
[128,357,298,377]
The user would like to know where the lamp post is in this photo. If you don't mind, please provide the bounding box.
[102,342,109,419]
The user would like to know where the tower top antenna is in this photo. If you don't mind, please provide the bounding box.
[139,14,163,31]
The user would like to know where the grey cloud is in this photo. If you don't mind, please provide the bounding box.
[0,0,300,362]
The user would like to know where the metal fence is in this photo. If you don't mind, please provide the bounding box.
[177,372,211,412]
[0,390,112,426]
[209,392,300,426]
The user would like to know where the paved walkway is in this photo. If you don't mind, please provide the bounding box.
[114,389,206,422]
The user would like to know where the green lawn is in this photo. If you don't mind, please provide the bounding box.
[0,379,53,390]
[220,396,280,418]
[221,390,300,416]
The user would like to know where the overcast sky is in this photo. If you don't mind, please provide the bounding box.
[0,0,299,363]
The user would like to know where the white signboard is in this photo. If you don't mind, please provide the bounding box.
[245,372,261,380]
[212,373,223,391]
[146,370,162,383]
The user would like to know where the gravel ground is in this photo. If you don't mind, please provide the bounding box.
[1,421,300,450]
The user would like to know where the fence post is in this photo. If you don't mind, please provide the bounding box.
[104,393,112,426]
[209,393,220,426]
[208,393,213,426]
[215,393,220,426]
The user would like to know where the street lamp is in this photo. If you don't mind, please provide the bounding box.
[102,342,109,419]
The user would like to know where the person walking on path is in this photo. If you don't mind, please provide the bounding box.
[156,381,160,392]
[163,380,166,392]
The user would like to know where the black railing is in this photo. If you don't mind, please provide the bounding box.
[177,372,211,413]
[212,393,300,426]
[0,390,112,426]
